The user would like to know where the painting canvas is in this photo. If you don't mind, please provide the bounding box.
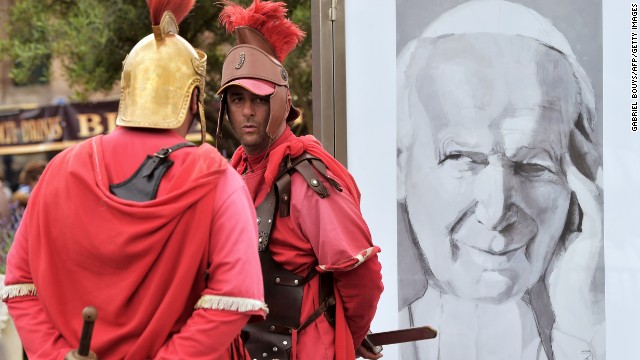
[395,0,604,359]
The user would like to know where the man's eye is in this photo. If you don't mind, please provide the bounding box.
[256,97,269,104]
[442,154,466,162]
[514,163,553,177]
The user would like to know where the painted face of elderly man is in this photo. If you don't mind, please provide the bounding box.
[405,33,580,301]
[397,1,603,359]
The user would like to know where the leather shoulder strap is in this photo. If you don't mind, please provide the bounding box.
[256,190,277,251]
[109,141,195,202]
[255,152,344,246]
[273,152,343,218]
[140,142,196,177]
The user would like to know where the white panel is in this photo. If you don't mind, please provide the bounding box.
[342,1,640,359]
[344,1,399,359]
[603,1,640,359]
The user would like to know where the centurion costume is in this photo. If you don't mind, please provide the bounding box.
[216,1,384,359]
[1,1,267,359]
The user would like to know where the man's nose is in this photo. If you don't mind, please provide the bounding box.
[242,101,255,117]
[474,162,517,231]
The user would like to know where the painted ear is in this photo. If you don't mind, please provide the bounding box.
[568,114,601,184]
[549,153,604,346]
[565,191,583,234]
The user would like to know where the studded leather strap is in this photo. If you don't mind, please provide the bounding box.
[272,152,343,218]
[256,190,277,251]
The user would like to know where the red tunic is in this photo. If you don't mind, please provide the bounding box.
[231,128,384,360]
[3,127,266,359]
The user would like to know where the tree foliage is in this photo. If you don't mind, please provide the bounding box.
[0,0,312,154]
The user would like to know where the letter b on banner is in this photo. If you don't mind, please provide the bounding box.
[77,114,104,138]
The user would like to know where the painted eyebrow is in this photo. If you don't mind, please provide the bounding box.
[438,139,488,163]
[439,137,488,155]
[507,146,557,164]
[437,149,489,165]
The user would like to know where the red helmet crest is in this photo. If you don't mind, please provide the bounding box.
[219,0,305,63]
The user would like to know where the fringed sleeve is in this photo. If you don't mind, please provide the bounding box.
[195,294,268,314]
[0,283,37,301]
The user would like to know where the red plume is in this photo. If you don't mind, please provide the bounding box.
[147,0,196,25]
[219,0,305,63]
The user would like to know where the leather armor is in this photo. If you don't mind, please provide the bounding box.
[243,153,341,359]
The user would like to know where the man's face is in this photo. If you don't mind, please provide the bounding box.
[226,85,271,155]
[404,34,578,303]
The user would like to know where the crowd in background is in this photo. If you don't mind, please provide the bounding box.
[0,159,47,274]
[0,158,47,359]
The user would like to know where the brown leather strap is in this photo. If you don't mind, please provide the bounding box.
[310,158,343,192]
[304,267,319,284]
[318,271,336,326]
[297,294,336,333]
[272,153,344,218]
[275,172,291,218]
[366,326,438,346]
[256,190,277,251]
[293,154,342,194]
[293,159,329,198]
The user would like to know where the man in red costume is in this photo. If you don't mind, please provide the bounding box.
[1,1,266,359]
[215,1,384,359]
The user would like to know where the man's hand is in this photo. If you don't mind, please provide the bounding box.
[548,154,604,349]
[356,344,383,359]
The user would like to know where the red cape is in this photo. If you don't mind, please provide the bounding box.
[14,136,232,358]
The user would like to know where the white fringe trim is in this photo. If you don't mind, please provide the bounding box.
[195,295,268,314]
[318,246,377,272]
[1,284,37,301]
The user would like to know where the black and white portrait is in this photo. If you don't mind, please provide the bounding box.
[396,1,604,359]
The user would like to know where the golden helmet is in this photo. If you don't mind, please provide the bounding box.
[116,11,207,139]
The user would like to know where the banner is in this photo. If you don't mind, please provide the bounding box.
[0,100,207,155]
[0,101,118,155]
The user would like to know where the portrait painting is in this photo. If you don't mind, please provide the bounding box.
[395,0,604,359]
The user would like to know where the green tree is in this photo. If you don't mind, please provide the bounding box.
[0,0,312,155]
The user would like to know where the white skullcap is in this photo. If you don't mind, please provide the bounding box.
[421,0,575,59]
